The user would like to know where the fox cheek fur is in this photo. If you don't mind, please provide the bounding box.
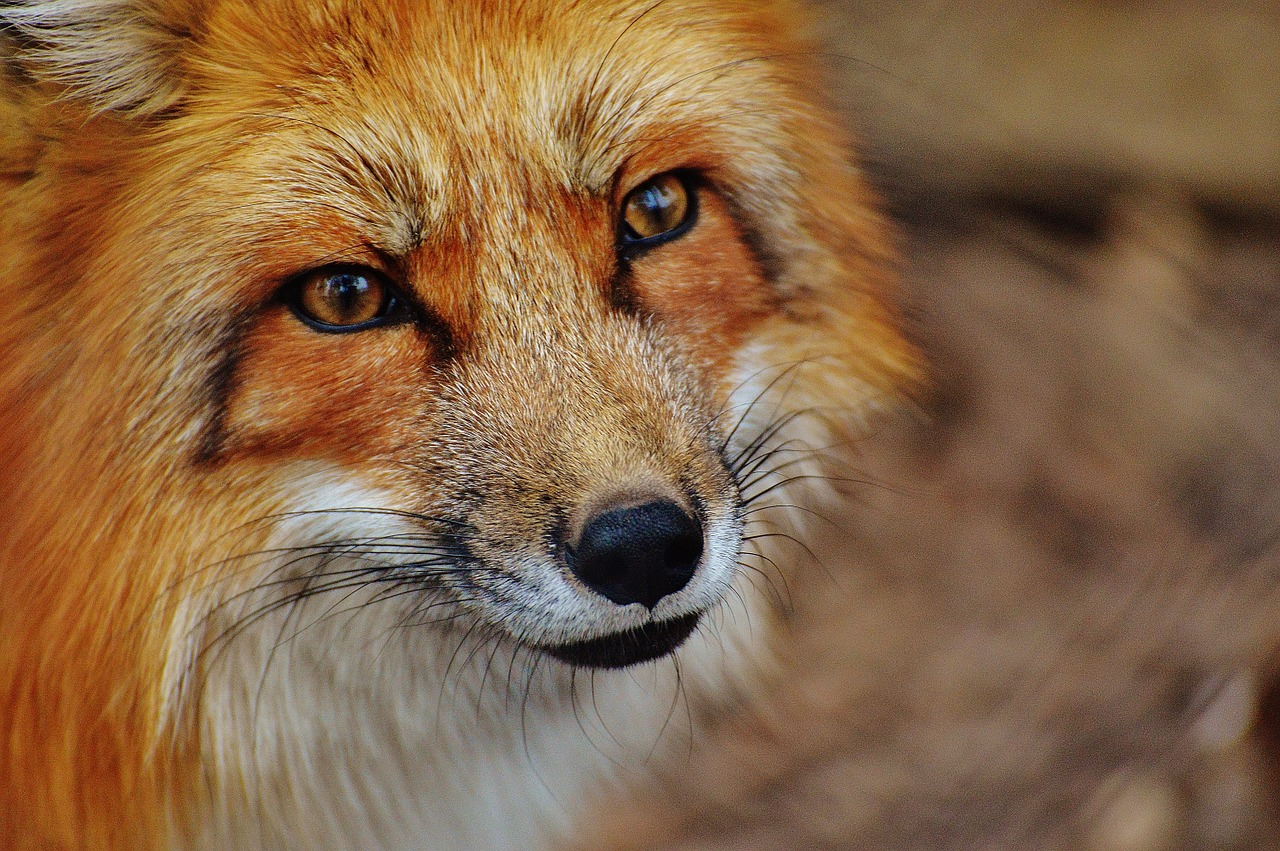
[0,0,918,847]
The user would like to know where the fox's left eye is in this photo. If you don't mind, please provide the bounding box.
[285,265,400,332]
[620,173,694,247]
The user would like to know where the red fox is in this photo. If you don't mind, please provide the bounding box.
[0,0,916,846]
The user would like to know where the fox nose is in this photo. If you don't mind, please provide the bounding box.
[569,500,704,609]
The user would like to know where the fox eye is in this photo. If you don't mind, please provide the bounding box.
[286,265,398,332]
[621,173,694,246]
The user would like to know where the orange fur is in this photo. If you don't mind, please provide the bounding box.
[0,1,916,847]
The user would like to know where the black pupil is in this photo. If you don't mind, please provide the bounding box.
[638,186,674,230]
[326,274,371,319]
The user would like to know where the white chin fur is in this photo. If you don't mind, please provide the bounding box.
[183,464,770,850]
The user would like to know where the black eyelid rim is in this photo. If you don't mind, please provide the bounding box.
[617,170,700,257]
[281,262,410,334]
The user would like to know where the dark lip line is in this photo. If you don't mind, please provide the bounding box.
[536,612,701,670]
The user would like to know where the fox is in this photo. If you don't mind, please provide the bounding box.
[0,0,916,847]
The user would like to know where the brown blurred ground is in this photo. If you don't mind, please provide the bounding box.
[574,4,1280,849]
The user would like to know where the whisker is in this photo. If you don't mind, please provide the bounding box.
[718,359,815,455]
[735,555,793,612]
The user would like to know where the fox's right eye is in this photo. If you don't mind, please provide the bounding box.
[285,265,400,332]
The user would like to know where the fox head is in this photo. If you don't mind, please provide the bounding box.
[0,0,916,845]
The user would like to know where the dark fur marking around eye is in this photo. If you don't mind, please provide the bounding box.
[362,250,460,358]
[608,265,643,313]
[717,191,782,288]
[412,307,457,361]
[194,316,249,465]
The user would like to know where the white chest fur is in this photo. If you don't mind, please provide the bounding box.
[190,549,767,850]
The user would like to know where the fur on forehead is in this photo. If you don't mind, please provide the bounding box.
[2,1,817,130]
[196,1,828,199]
[3,0,847,253]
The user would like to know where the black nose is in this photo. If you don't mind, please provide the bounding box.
[569,500,704,609]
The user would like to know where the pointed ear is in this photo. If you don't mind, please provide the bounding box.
[1,0,204,114]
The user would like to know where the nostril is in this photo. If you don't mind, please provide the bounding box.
[569,500,704,609]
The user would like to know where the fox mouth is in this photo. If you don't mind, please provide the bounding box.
[538,612,701,669]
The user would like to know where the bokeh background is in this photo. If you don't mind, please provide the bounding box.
[576,2,1280,848]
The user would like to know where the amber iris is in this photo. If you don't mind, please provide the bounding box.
[294,268,388,328]
[622,174,690,242]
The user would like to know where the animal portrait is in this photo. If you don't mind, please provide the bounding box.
[0,0,914,846]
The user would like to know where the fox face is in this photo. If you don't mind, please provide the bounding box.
[0,0,915,846]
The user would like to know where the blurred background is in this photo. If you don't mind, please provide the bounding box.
[576,3,1280,848]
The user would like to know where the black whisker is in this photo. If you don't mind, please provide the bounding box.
[718,359,815,456]
[735,555,793,612]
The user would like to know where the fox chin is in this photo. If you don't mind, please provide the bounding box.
[0,0,916,847]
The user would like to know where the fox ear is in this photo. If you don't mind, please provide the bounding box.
[1,0,203,114]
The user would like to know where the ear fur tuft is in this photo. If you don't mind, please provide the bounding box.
[1,0,200,114]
